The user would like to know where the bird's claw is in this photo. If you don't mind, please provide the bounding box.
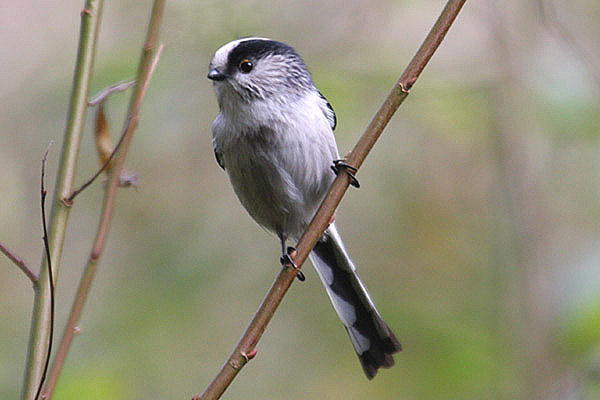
[280,246,305,281]
[331,159,360,188]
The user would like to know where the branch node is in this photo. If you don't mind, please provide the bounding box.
[61,197,74,207]
[80,8,92,17]
[73,326,81,335]
[399,80,412,93]
[241,348,257,362]
[90,250,101,263]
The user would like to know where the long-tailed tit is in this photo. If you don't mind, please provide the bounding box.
[207,37,401,379]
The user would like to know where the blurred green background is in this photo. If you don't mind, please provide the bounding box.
[2,1,600,399]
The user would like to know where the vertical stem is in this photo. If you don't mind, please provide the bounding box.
[21,2,104,399]
[42,2,165,398]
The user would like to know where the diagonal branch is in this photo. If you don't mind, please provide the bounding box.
[197,0,467,399]
[1,241,38,285]
[41,2,165,396]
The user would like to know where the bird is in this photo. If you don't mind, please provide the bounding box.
[207,37,401,379]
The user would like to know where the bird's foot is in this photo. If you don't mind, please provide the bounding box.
[280,246,305,281]
[331,159,360,188]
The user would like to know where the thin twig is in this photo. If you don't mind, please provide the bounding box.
[87,79,136,106]
[197,1,467,399]
[22,2,104,398]
[34,142,54,400]
[67,122,127,203]
[0,241,38,285]
[42,4,165,396]
[68,80,138,203]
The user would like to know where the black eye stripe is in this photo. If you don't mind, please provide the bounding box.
[225,39,299,75]
[221,38,314,93]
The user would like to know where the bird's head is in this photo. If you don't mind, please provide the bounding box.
[207,37,314,105]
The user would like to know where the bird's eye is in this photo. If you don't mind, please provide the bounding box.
[238,59,253,73]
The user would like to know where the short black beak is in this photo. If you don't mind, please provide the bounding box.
[207,68,226,81]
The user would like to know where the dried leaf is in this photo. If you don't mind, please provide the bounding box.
[94,103,114,172]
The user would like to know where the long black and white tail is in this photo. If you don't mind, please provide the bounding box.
[308,223,401,379]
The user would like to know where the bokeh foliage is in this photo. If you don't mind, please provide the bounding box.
[1,1,599,399]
